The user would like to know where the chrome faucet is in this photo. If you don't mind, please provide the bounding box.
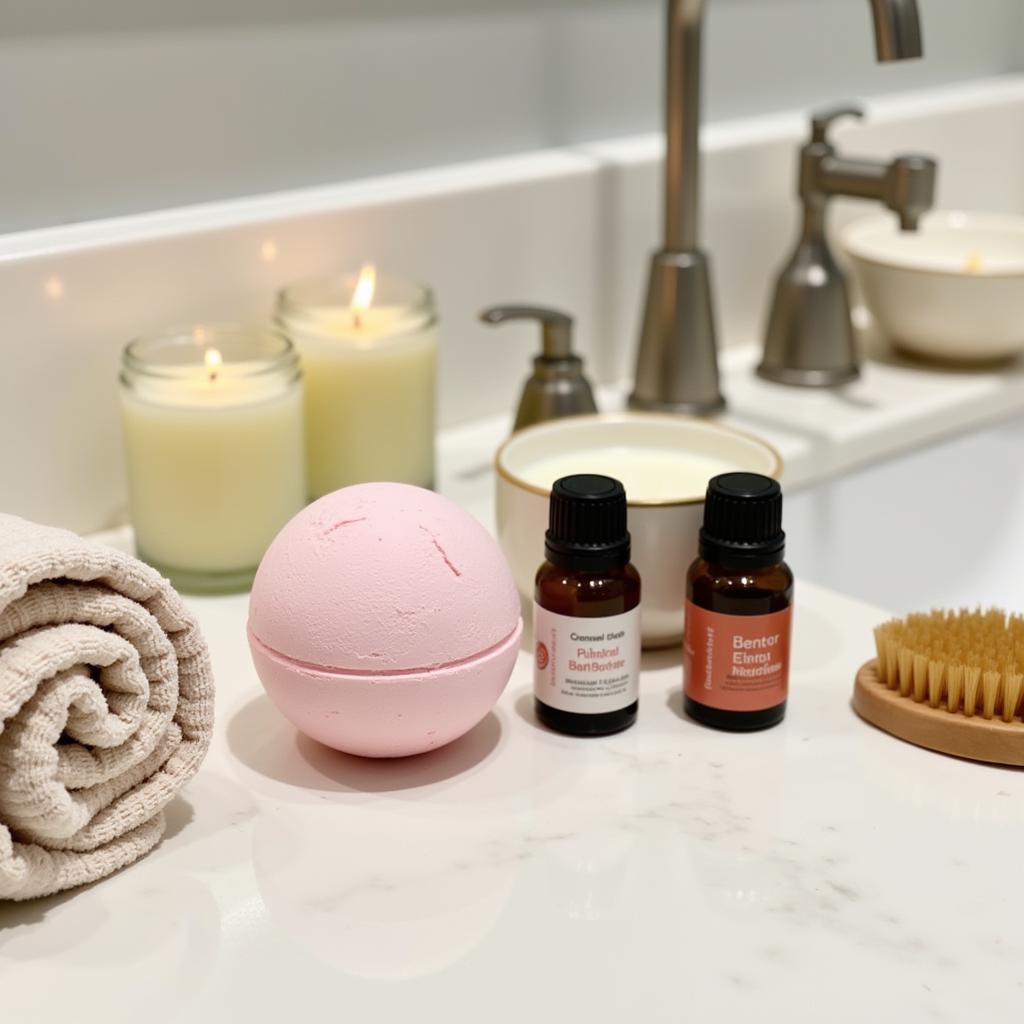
[758,106,937,387]
[629,0,924,414]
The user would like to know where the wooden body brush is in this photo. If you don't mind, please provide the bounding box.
[853,609,1024,766]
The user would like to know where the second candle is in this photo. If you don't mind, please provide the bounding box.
[276,266,438,498]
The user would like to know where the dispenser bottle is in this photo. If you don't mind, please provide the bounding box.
[479,305,598,431]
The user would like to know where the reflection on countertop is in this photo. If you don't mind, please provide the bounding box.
[3,576,1024,1022]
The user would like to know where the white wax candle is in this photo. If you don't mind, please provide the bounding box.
[120,333,305,590]
[278,268,437,499]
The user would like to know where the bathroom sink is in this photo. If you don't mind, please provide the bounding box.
[785,413,1024,614]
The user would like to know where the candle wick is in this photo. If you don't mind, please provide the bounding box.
[353,310,363,330]
[204,346,223,383]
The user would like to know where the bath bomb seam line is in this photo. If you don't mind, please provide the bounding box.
[247,620,523,679]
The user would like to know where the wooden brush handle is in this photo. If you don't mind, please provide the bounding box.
[854,660,1024,767]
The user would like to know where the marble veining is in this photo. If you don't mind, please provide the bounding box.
[2,580,1023,1020]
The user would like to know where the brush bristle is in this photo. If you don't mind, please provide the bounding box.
[874,609,1024,722]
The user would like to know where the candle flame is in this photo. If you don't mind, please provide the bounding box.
[350,264,376,328]
[205,347,223,382]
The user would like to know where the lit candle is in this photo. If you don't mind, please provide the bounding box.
[119,324,306,593]
[276,267,437,499]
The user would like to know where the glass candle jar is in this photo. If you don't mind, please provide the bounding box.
[276,267,438,499]
[120,324,306,594]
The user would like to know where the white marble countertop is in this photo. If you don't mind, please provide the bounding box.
[5,578,1024,1022]
[4,387,1024,1022]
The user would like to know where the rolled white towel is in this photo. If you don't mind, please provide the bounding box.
[0,514,214,900]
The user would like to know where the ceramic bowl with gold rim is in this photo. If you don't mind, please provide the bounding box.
[495,413,782,648]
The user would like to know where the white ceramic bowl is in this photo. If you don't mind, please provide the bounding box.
[842,211,1024,362]
[495,413,782,648]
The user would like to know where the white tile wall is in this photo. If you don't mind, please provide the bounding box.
[5,0,1024,231]
[1,75,1023,534]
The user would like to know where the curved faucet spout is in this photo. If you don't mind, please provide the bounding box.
[633,0,925,413]
[870,0,924,61]
[663,0,922,251]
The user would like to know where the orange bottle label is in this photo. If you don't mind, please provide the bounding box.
[683,600,792,712]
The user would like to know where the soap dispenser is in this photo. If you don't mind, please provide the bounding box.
[480,305,598,431]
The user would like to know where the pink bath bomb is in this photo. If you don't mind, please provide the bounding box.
[248,483,523,757]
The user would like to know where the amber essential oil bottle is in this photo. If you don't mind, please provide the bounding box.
[683,472,793,731]
[533,475,642,736]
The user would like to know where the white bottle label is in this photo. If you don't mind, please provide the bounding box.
[532,604,641,714]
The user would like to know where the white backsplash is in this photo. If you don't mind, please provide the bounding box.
[2,75,1023,534]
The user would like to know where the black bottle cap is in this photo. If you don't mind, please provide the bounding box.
[545,474,630,570]
[699,472,785,567]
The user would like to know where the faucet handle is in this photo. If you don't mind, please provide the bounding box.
[480,305,573,359]
[810,104,865,144]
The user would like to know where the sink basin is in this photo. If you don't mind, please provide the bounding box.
[785,415,1024,614]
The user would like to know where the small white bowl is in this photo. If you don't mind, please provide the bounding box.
[495,413,782,648]
[841,211,1024,363]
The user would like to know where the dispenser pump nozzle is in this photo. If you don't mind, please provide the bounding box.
[480,305,574,359]
[480,304,598,431]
